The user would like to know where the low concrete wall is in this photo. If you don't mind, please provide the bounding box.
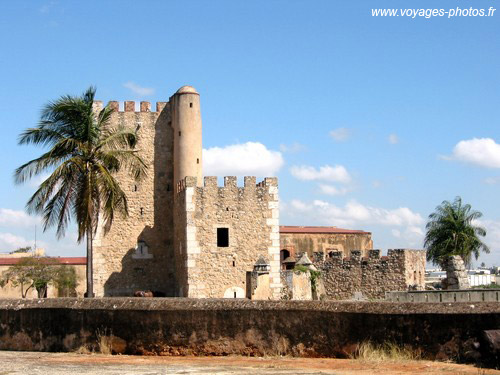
[0,299,498,366]
[386,290,500,303]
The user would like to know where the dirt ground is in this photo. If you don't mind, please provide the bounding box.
[0,351,498,375]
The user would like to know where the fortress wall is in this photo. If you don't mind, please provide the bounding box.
[316,249,426,300]
[176,176,282,299]
[0,299,498,365]
[92,101,176,297]
[280,232,373,258]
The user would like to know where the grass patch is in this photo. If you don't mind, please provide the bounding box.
[352,341,421,362]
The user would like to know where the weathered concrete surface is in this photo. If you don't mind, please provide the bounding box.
[0,298,499,367]
[387,290,500,302]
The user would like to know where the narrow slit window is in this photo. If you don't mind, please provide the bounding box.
[189,102,193,108]
[197,158,199,164]
[134,185,138,192]
[140,208,144,216]
[217,228,229,247]
[178,131,181,136]
[232,260,236,267]
[233,292,237,298]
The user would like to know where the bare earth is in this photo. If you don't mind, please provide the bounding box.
[0,351,498,375]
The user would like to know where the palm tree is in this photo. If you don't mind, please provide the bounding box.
[424,196,489,267]
[14,87,146,297]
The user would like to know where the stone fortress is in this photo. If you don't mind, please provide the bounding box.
[92,86,425,300]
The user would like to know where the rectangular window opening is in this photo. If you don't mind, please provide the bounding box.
[178,131,181,136]
[189,103,193,108]
[197,158,199,164]
[217,227,229,247]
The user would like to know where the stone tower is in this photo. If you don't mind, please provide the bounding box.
[92,85,282,299]
[171,86,203,190]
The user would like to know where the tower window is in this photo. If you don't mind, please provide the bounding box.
[217,228,229,247]
[197,158,199,164]
[232,260,236,267]
[140,207,144,216]
[134,185,138,192]
[179,131,181,136]
[189,103,193,108]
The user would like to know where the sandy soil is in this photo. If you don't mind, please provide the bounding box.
[0,351,497,375]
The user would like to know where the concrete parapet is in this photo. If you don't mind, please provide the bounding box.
[386,289,500,303]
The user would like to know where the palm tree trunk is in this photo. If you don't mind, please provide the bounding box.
[86,226,94,298]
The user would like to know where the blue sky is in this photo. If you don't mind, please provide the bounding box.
[0,1,499,266]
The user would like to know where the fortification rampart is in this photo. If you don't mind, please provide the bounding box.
[315,249,426,300]
[175,176,282,299]
[0,298,498,366]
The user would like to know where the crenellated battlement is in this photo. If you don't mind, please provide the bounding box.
[314,248,413,266]
[93,100,170,113]
[177,176,278,193]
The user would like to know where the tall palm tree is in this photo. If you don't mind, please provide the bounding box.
[424,196,489,267]
[14,87,146,297]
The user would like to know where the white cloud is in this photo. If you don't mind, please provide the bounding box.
[0,208,38,228]
[282,199,424,241]
[0,233,33,250]
[203,142,284,177]
[318,184,349,196]
[388,134,399,144]
[329,128,350,142]
[123,82,155,96]
[445,138,500,168]
[290,165,351,184]
[279,142,306,153]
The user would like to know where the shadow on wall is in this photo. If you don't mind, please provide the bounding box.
[104,106,177,297]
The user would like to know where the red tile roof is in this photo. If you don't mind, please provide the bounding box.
[0,257,86,266]
[279,226,370,234]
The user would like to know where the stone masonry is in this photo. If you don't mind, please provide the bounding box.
[92,100,176,297]
[175,176,282,299]
[315,249,426,300]
[443,255,470,290]
[280,227,373,259]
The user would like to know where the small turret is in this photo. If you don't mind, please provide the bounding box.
[172,85,203,190]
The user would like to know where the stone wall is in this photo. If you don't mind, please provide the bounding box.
[92,101,176,297]
[0,298,498,366]
[175,176,282,299]
[316,249,426,300]
[280,231,372,259]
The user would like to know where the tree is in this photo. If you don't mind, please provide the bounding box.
[53,265,79,297]
[424,196,490,267]
[0,257,57,298]
[14,87,146,297]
